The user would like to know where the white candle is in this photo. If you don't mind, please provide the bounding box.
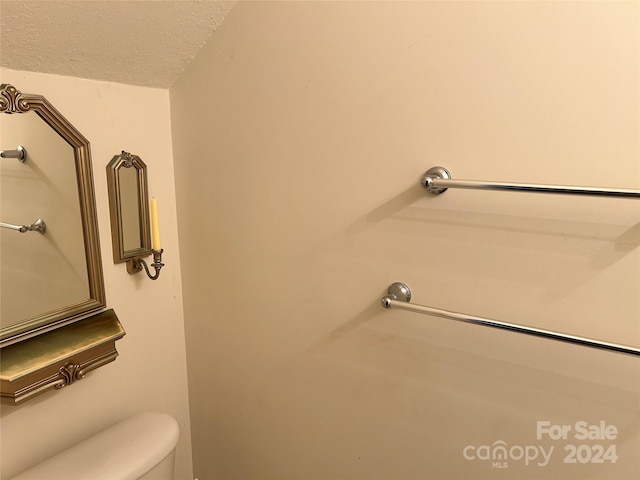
[150,197,161,250]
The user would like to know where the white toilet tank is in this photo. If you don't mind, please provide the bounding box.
[10,412,180,480]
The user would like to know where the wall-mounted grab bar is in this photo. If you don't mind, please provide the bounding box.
[381,282,640,357]
[0,146,26,162]
[0,218,46,234]
[421,166,640,198]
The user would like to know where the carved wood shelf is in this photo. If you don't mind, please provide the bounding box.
[0,309,125,405]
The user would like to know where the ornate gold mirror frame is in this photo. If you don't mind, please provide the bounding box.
[0,84,124,405]
[0,84,105,345]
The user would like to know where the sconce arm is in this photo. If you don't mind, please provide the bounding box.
[126,249,164,280]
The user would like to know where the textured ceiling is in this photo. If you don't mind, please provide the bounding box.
[0,0,235,88]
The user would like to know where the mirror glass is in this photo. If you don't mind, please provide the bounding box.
[106,151,151,263]
[0,84,105,344]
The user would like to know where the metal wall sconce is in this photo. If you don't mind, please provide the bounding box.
[106,151,165,280]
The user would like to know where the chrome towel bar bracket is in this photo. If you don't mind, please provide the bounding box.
[421,166,640,198]
[381,282,640,357]
[0,218,46,234]
[0,145,26,162]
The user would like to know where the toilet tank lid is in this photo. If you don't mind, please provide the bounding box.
[10,412,180,480]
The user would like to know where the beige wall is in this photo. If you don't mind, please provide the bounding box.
[171,2,639,479]
[0,69,192,480]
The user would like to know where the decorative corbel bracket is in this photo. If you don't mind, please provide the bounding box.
[0,310,125,404]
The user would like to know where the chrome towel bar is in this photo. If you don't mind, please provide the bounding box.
[0,218,46,234]
[381,282,640,357]
[0,145,26,162]
[421,166,640,198]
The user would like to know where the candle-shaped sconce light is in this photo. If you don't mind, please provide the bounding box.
[106,151,164,280]
[151,197,161,251]
[142,197,165,280]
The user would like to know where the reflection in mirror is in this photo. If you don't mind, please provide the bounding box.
[106,151,151,266]
[120,165,142,251]
[1,111,87,325]
[0,84,105,345]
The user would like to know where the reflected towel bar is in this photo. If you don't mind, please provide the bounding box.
[381,282,640,357]
[421,166,640,198]
[0,146,26,162]
[0,218,46,234]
